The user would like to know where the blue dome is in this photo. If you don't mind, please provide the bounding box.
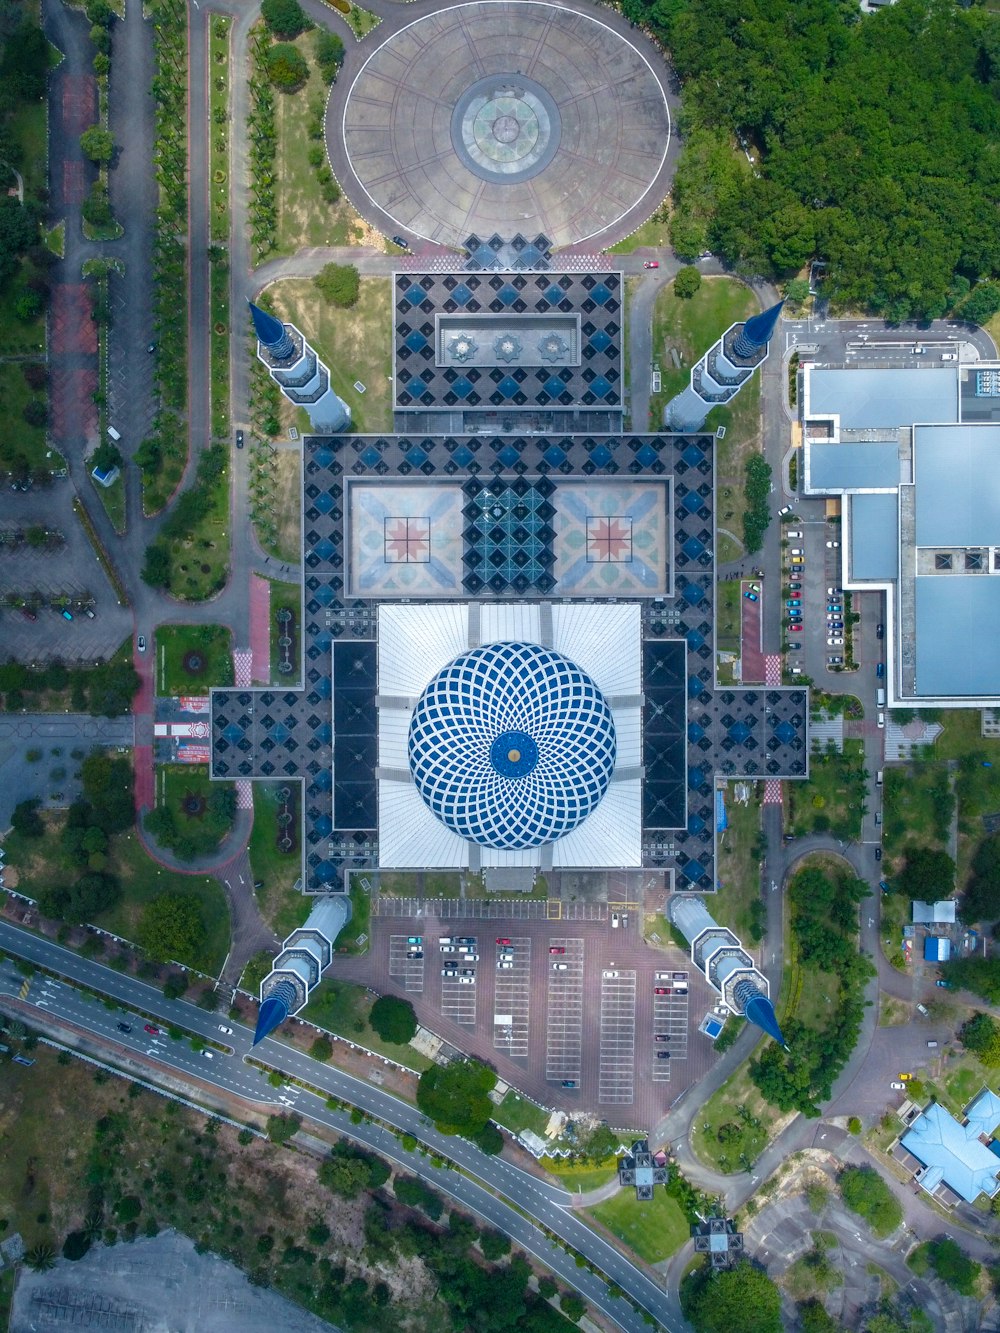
[408,642,616,849]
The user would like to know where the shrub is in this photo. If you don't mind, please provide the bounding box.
[314,262,359,308]
[838,1166,902,1238]
[369,994,417,1044]
[261,0,310,39]
[266,42,309,91]
[674,265,702,298]
[314,28,344,81]
[80,126,115,163]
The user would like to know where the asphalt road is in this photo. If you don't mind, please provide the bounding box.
[0,920,683,1333]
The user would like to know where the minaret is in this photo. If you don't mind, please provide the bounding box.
[249,299,351,435]
[665,299,784,434]
[253,895,352,1045]
[668,894,785,1045]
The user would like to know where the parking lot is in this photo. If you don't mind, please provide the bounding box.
[782,517,846,678]
[343,903,721,1129]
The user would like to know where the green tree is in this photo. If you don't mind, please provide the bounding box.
[682,1260,781,1333]
[114,1195,141,1222]
[84,0,114,26]
[838,1166,902,1238]
[80,752,133,833]
[797,1300,840,1333]
[473,1121,504,1155]
[369,994,417,1044]
[266,42,309,91]
[142,541,171,588]
[959,1011,1000,1065]
[318,1151,372,1199]
[416,1058,496,1135]
[11,797,44,838]
[896,847,955,902]
[261,0,310,39]
[674,266,702,298]
[314,262,360,308]
[314,28,344,82]
[62,1231,92,1261]
[138,893,205,963]
[79,126,115,163]
[310,1036,333,1061]
[479,1229,511,1261]
[266,1112,302,1144]
[560,1293,587,1324]
[919,1237,980,1295]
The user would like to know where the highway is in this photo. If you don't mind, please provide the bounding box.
[0,920,685,1333]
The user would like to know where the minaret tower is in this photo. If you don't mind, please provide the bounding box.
[253,895,352,1045]
[665,299,784,434]
[249,300,351,435]
[668,895,785,1045]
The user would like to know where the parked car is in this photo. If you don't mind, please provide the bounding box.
[653,987,668,995]
[137,635,146,652]
[743,590,758,601]
[788,581,801,591]
[876,623,885,639]
[889,1081,905,1090]
[827,604,842,614]
[84,607,96,619]
[826,539,840,548]
[827,636,844,646]
[827,587,842,596]
[790,547,804,556]
[875,848,882,861]
[496,937,511,946]
[611,912,619,928]
[787,530,803,540]
[790,556,804,566]
[876,662,885,678]
[787,642,802,650]
[392,235,409,249]
[789,624,803,632]
[785,598,801,607]
[828,656,844,665]
[898,1072,912,1080]
[778,505,792,516]
[61,609,73,621]
[654,1034,669,1042]
[458,937,476,945]
[656,1052,671,1060]
[407,936,422,944]
[498,960,514,969]
[21,608,37,621]
[549,946,566,955]
[936,978,954,988]
[642,260,660,269]
[406,950,423,959]
[561,1080,578,1088]
[553,962,569,971]
[235,429,244,449]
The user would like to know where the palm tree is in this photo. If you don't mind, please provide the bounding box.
[25,1243,55,1271]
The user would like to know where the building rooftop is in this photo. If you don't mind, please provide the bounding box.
[849,493,898,582]
[901,1098,1000,1203]
[912,900,956,924]
[808,442,901,491]
[805,367,958,430]
[914,424,1000,547]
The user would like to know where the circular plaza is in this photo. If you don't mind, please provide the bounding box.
[336,0,672,248]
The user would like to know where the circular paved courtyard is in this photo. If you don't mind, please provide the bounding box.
[335,1,672,248]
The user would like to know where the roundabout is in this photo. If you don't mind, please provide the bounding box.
[336,0,672,248]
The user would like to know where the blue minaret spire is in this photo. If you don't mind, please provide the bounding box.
[669,895,786,1047]
[664,294,784,433]
[252,896,352,1047]
[731,299,785,359]
[248,300,294,359]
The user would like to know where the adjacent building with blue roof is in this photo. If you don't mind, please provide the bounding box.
[899,1091,1000,1204]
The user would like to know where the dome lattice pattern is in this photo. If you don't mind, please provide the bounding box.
[407,642,616,849]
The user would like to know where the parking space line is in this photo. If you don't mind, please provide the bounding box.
[598,969,636,1104]
[652,970,688,1080]
[439,933,479,1026]
[545,938,583,1082]
[493,936,531,1058]
[387,934,424,994]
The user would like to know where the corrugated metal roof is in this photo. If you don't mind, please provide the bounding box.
[379,603,469,695]
[901,1101,1000,1202]
[915,576,1000,696]
[915,424,1000,547]
[807,368,958,429]
[809,442,901,491]
[850,493,899,581]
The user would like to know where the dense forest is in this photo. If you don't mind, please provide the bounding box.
[627,0,1000,322]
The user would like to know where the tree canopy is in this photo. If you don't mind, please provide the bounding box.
[681,1259,782,1333]
[79,126,114,163]
[895,847,954,903]
[626,0,1000,321]
[314,262,360,307]
[416,1058,496,1136]
[960,835,1000,924]
[138,893,205,963]
[369,994,417,1044]
[838,1166,902,1238]
[261,0,310,39]
[265,42,308,91]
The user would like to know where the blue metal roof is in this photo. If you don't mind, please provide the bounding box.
[407,642,616,849]
[902,1100,1000,1203]
[850,493,899,581]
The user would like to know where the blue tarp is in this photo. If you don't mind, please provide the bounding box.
[715,790,727,833]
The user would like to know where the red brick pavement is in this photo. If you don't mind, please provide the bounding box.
[51,284,97,357]
[62,160,86,204]
[60,74,97,137]
[249,575,271,683]
[49,368,97,440]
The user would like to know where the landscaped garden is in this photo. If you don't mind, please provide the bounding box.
[691,1062,775,1174]
[714,783,767,942]
[249,781,310,937]
[141,443,230,600]
[786,738,867,840]
[154,623,233,695]
[144,764,237,864]
[302,978,432,1072]
[269,578,300,681]
[588,1187,689,1264]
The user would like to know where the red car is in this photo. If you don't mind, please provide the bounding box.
[789,624,803,632]
[144,1023,160,1036]
[642,260,659,269]
[654,987,668,995]
[549,946,566,955]
[496,937,511,946]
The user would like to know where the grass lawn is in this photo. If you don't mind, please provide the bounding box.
[267,277,393,432]
[94,830,230,974]
[302,977,432,1072]
[787,738,867,840]
[156,764,236,859]
[8,96,48,201]
[588,1187,689,1264]
[492,1089,552,1137]
[269,578,301,683]
[90,470,125,532]
[338,874,372,952]
[346,3,380,38]
[540,1159,619,1193]
[275,33,366,254]
[691,1062,773,1174]
[374,870,465,898]
[154,623,234,695]
[210,260,231,438]
[161,461,231,602]
[249,781,309,938]
[717,579,741,654]
[882,763,952,861]
[255,447,301,565]
[714,783,765,938]
[0,269,46,357]
[607,207,669,254]
[0,359,51,470]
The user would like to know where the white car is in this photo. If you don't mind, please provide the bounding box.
[611,912,620,928]
[827,587,842,596]
[498,960,514,970]
[790,548,804,556]
[458,975,475,985]
[553,962,569,971]
[826,539,840,548]
[890,1081,905,1090]
[202,1050,214,1060]
[218,1025,233,1035]
[827,637,844,646]
[787,530,803,539]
